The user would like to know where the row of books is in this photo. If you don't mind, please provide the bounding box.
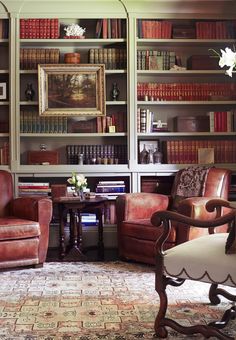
[20,111,68,133]
[195,21,236,39]
[18,182,51,197]
[68,113,126,134]
[137,109,236,134]
[95,180,126,201]
[165,140,236,164]
[0,142,9,165]
[81,201,117,225]
[137,19,236,40]
[20,48,60,70]
[66,144,127,165]
[137,82,236,101]
[89,48,127,69]
[137,20,172,39]
[0,19,9,39]
[207,111,236,132]
[137,50,176,70]
[20,18,60,39]
[95,19,126,39]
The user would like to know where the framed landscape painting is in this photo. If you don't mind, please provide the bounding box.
[38,64,106,116]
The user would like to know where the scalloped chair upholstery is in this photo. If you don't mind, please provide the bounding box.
[0,170,52,269]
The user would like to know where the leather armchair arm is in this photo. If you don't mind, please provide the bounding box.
[116,193,169,223]
[10,197,52,223]
[175,197,230,244]
[10,197,53,263]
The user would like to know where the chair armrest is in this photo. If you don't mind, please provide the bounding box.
[151,198,235,254]
[177,196,220,220]
[10,197,52,223]
[116,193,169,222]
[10,197,53,263]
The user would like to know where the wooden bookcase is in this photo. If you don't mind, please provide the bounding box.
[0,0,236,203]
[0,17,9,167]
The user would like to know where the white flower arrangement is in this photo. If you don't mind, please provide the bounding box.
[64,23,86,37]
[67,172,87,191]
[210,47,236,77]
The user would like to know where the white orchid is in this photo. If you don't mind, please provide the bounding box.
[210,47,236,77]
[67,172,87,190]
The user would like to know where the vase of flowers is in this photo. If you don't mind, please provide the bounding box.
[67,173,87,200]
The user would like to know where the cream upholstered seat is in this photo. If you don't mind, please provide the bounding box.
[164,233,235,287]
[151,198,236,340]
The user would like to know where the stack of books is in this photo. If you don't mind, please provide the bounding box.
[18,182,51,197]
[95,180,126,200]
[81,213,98,227]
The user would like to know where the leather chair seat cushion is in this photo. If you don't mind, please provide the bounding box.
[0,217,40,241]
[164,233,236,287]
[121,219,176,242]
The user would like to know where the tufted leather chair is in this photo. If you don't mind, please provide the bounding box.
[116,167,231,265]
[0,170,52,269]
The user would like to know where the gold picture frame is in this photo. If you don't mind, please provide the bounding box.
[38,64,106,116]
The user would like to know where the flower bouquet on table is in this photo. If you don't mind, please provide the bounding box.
[210,47,236,77]
[67,173,87,199]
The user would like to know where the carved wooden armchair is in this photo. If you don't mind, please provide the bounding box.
[151,198,236,339]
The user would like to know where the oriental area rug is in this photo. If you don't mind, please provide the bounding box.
[0,261,235,340]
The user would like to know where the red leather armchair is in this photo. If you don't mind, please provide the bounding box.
[0,170,52,269]
[116,167,231,265]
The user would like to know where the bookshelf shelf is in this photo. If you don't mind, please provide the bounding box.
[106,101,127,105]
[20,38,126,47]
[137,132,236,137]
[137,38,236,46]
[0,70,9,74]
[20,101,38,105]
[0,102,9,106]
[137,101,236,105]
[137,70,226,75]
[20,132,127,137]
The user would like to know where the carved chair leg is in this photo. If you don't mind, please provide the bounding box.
[154,275,185,338]
[209,305,236,330]
[209,283,236,305]
[154,274,168,338]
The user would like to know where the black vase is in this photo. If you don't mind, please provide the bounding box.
[111,82,120,101]
[25,83,35,101]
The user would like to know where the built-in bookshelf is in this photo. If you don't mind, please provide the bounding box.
[0,0,235,205]
[135,17,236,169]
[18,16,128,168]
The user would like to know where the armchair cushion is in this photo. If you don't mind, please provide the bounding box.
[164,233,235,287]
[0,218,40,240]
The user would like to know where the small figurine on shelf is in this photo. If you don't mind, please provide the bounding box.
[25,83,35,101]
[40,144,47,151]
[110,82,120,101]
